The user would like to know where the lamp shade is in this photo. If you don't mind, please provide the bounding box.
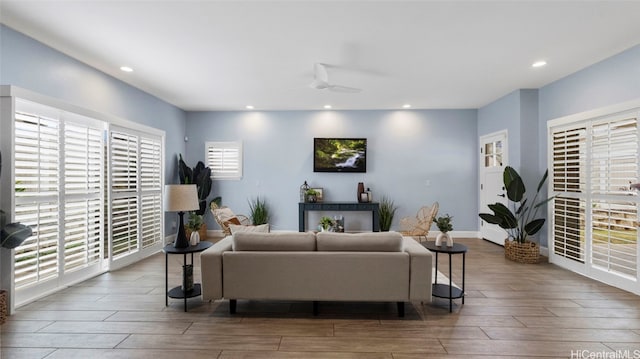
[164,184,200,212]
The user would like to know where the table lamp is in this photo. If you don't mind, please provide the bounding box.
[164,184,200,248]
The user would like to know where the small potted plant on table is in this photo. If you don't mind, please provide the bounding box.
[319,216,335,232]
[435,214,453,247]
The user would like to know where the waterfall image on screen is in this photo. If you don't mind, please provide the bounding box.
[314,138,367,173]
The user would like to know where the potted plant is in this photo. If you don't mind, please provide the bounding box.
[435,214,453,247]
[185,213,203,245]
[248,196,269,225]
[479,166,554,263]
[319,216,334,232]
[305,189,318,203]
[379,196,397,232]
[178,154,216,239]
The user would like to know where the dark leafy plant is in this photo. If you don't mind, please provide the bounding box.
[186,213,204,231]
[435,214,453,233]
[248,197,269,225]
[178,154,213,216]
[379,196,398,231]
[479,166,554,244]
[0,151,33,249]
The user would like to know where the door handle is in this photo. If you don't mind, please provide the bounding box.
[497,194,506,198]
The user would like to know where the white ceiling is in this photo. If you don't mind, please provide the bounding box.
[1,1,640,111]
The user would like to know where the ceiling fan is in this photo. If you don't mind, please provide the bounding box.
[309,63,362,93]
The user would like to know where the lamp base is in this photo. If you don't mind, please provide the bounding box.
[174,211,190,248]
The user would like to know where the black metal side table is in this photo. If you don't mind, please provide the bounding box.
[163,241,212,312]
[423,241,467,312]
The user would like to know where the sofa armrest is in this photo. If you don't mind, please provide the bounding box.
[200,236,233,300]
[402,236,433,301]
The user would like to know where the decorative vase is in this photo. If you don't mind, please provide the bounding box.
[436,232,452,247]
[307,194,317,203]
[357,182,365,202]
[190,230,200,246]
[504,239,540,263]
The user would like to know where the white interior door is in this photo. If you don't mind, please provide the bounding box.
[480,130,508,245]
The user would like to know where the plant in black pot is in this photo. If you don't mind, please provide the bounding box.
[379,196,397,232]
[178,154,219,240]
[479,166,554,263]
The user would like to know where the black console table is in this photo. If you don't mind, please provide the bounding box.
[298,202,380,232]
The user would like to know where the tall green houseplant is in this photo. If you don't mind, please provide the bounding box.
[178,154,214,216]
[479,166,553,244]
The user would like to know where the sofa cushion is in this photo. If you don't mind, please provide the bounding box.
[229,223,270,234]
[233,231,316,251]
[316,231,403,252]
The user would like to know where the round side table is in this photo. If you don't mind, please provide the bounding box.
[163,241,212,312]
[423,241,467,312]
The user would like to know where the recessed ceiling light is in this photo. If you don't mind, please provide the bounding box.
[120,66,133,72]
[532,61,547,68]
[324,105,332,109]
[245,105,254,110]
[402,104,411,108]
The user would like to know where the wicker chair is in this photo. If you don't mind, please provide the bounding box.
[210,202,251,236]
[399,202,439,242]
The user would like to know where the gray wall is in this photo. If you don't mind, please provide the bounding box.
[185,109,478,232]
[0,25,187,236]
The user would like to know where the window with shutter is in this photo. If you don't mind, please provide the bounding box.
[109,128,163,262]
[4,93,164,308]
[549,108,639,294]
[206,141,242,179]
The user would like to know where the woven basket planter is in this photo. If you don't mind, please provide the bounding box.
[0,289,7,325]
[504,239,540,264]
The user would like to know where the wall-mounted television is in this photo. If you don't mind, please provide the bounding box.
[314,138,367,173]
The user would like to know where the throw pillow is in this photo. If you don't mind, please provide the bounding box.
[229,223,270,234]
[225,217,242,226]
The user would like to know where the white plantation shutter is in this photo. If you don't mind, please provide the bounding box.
[4,92,165,308]
[206,141,242,179]
[589,117,638,279]
[140,137,162,249]
[109,129,163,260]
[550,109,639,294]
[12,100,106,290]
[63,120,104,273]
[552,126,587,263]
[13,107,61,288]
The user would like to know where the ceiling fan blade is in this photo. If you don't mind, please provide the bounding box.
[309,79,329,90]
[328,85,362,93]
[314,63,329,83]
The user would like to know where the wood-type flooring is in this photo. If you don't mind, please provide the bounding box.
[2,237,639,358]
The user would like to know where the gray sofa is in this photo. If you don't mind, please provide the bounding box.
[200,231,433,316]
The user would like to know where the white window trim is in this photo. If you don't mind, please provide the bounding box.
[0,85,165,312]
[547,98,640,296]
[206,141,243,180]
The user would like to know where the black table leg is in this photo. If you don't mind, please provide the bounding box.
[165,252,168,307]
[183,253,187,312]
[448,253,453,312]
[462,252,466,304]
